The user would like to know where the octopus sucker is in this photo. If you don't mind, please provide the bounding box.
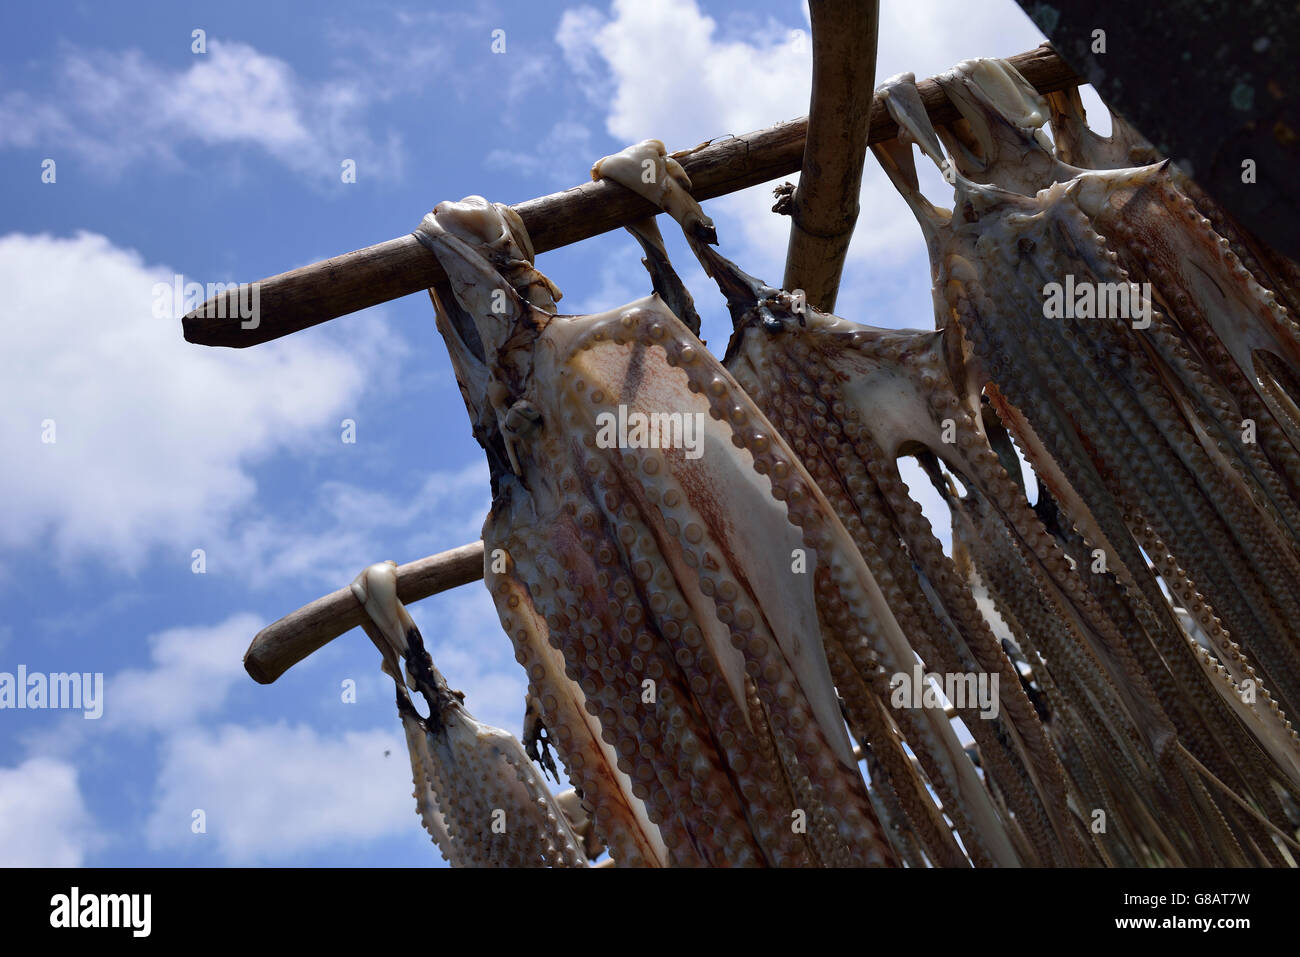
[488,561,670,867]
[350,561,588,867]
[417,196,900,866]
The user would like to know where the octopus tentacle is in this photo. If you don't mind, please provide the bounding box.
[941,469,1185,856]
[351,561,588,867]
[835,648,970,866]
[860,741,933,867]
[720,309,1082,864]
[488,560,670,866]
[623,214,704,337]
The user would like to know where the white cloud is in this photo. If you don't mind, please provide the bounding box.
[0,40,402,182]
[555,6,609,88]
[106,614,263,733]
[0,758,100,866]
[554,0,1048,301]
[220,460,490,591]
[557,0,812,147]
[0,231,403,574]
[145,722,416,863]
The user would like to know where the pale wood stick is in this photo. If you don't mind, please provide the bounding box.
[1177,743,1300,853]
[183,45,1080,349]
[244,541,485,684]
[781,0,879,312]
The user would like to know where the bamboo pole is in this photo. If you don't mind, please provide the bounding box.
[781,0,879,312]
[183,45,1081,349]
[244,541,484,684]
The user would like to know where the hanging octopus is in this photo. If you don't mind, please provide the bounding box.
[867,64,1300,860]
[932,54,1300,726]
[385,67,1300,865]
[350,561,588,867]
[411,191,965,866]
[589,141,1055,867]
[588,114,1300,865]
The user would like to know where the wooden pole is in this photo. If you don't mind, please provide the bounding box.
[244,541,484,684]
[781,0,879,312]
[183,45,1081,349]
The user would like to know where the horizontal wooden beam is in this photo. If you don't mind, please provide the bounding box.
[184,45,1081,349]
[244,541,485,684]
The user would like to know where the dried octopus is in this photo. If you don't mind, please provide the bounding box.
[414,190,926,867]
[867,61,1300,861]
[595,132,1298,864]
[343,62,1300,867]
[351,561,588,867]
[922,62,1298,756]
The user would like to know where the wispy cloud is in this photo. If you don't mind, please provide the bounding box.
[0,230,405,576]
[220,461,490,591]
[0,39,404,183]
[144,721,415,863]
[105,614,264,734]
[485,119,595,186]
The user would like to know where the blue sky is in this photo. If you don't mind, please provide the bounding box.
[0,0,1071,866]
